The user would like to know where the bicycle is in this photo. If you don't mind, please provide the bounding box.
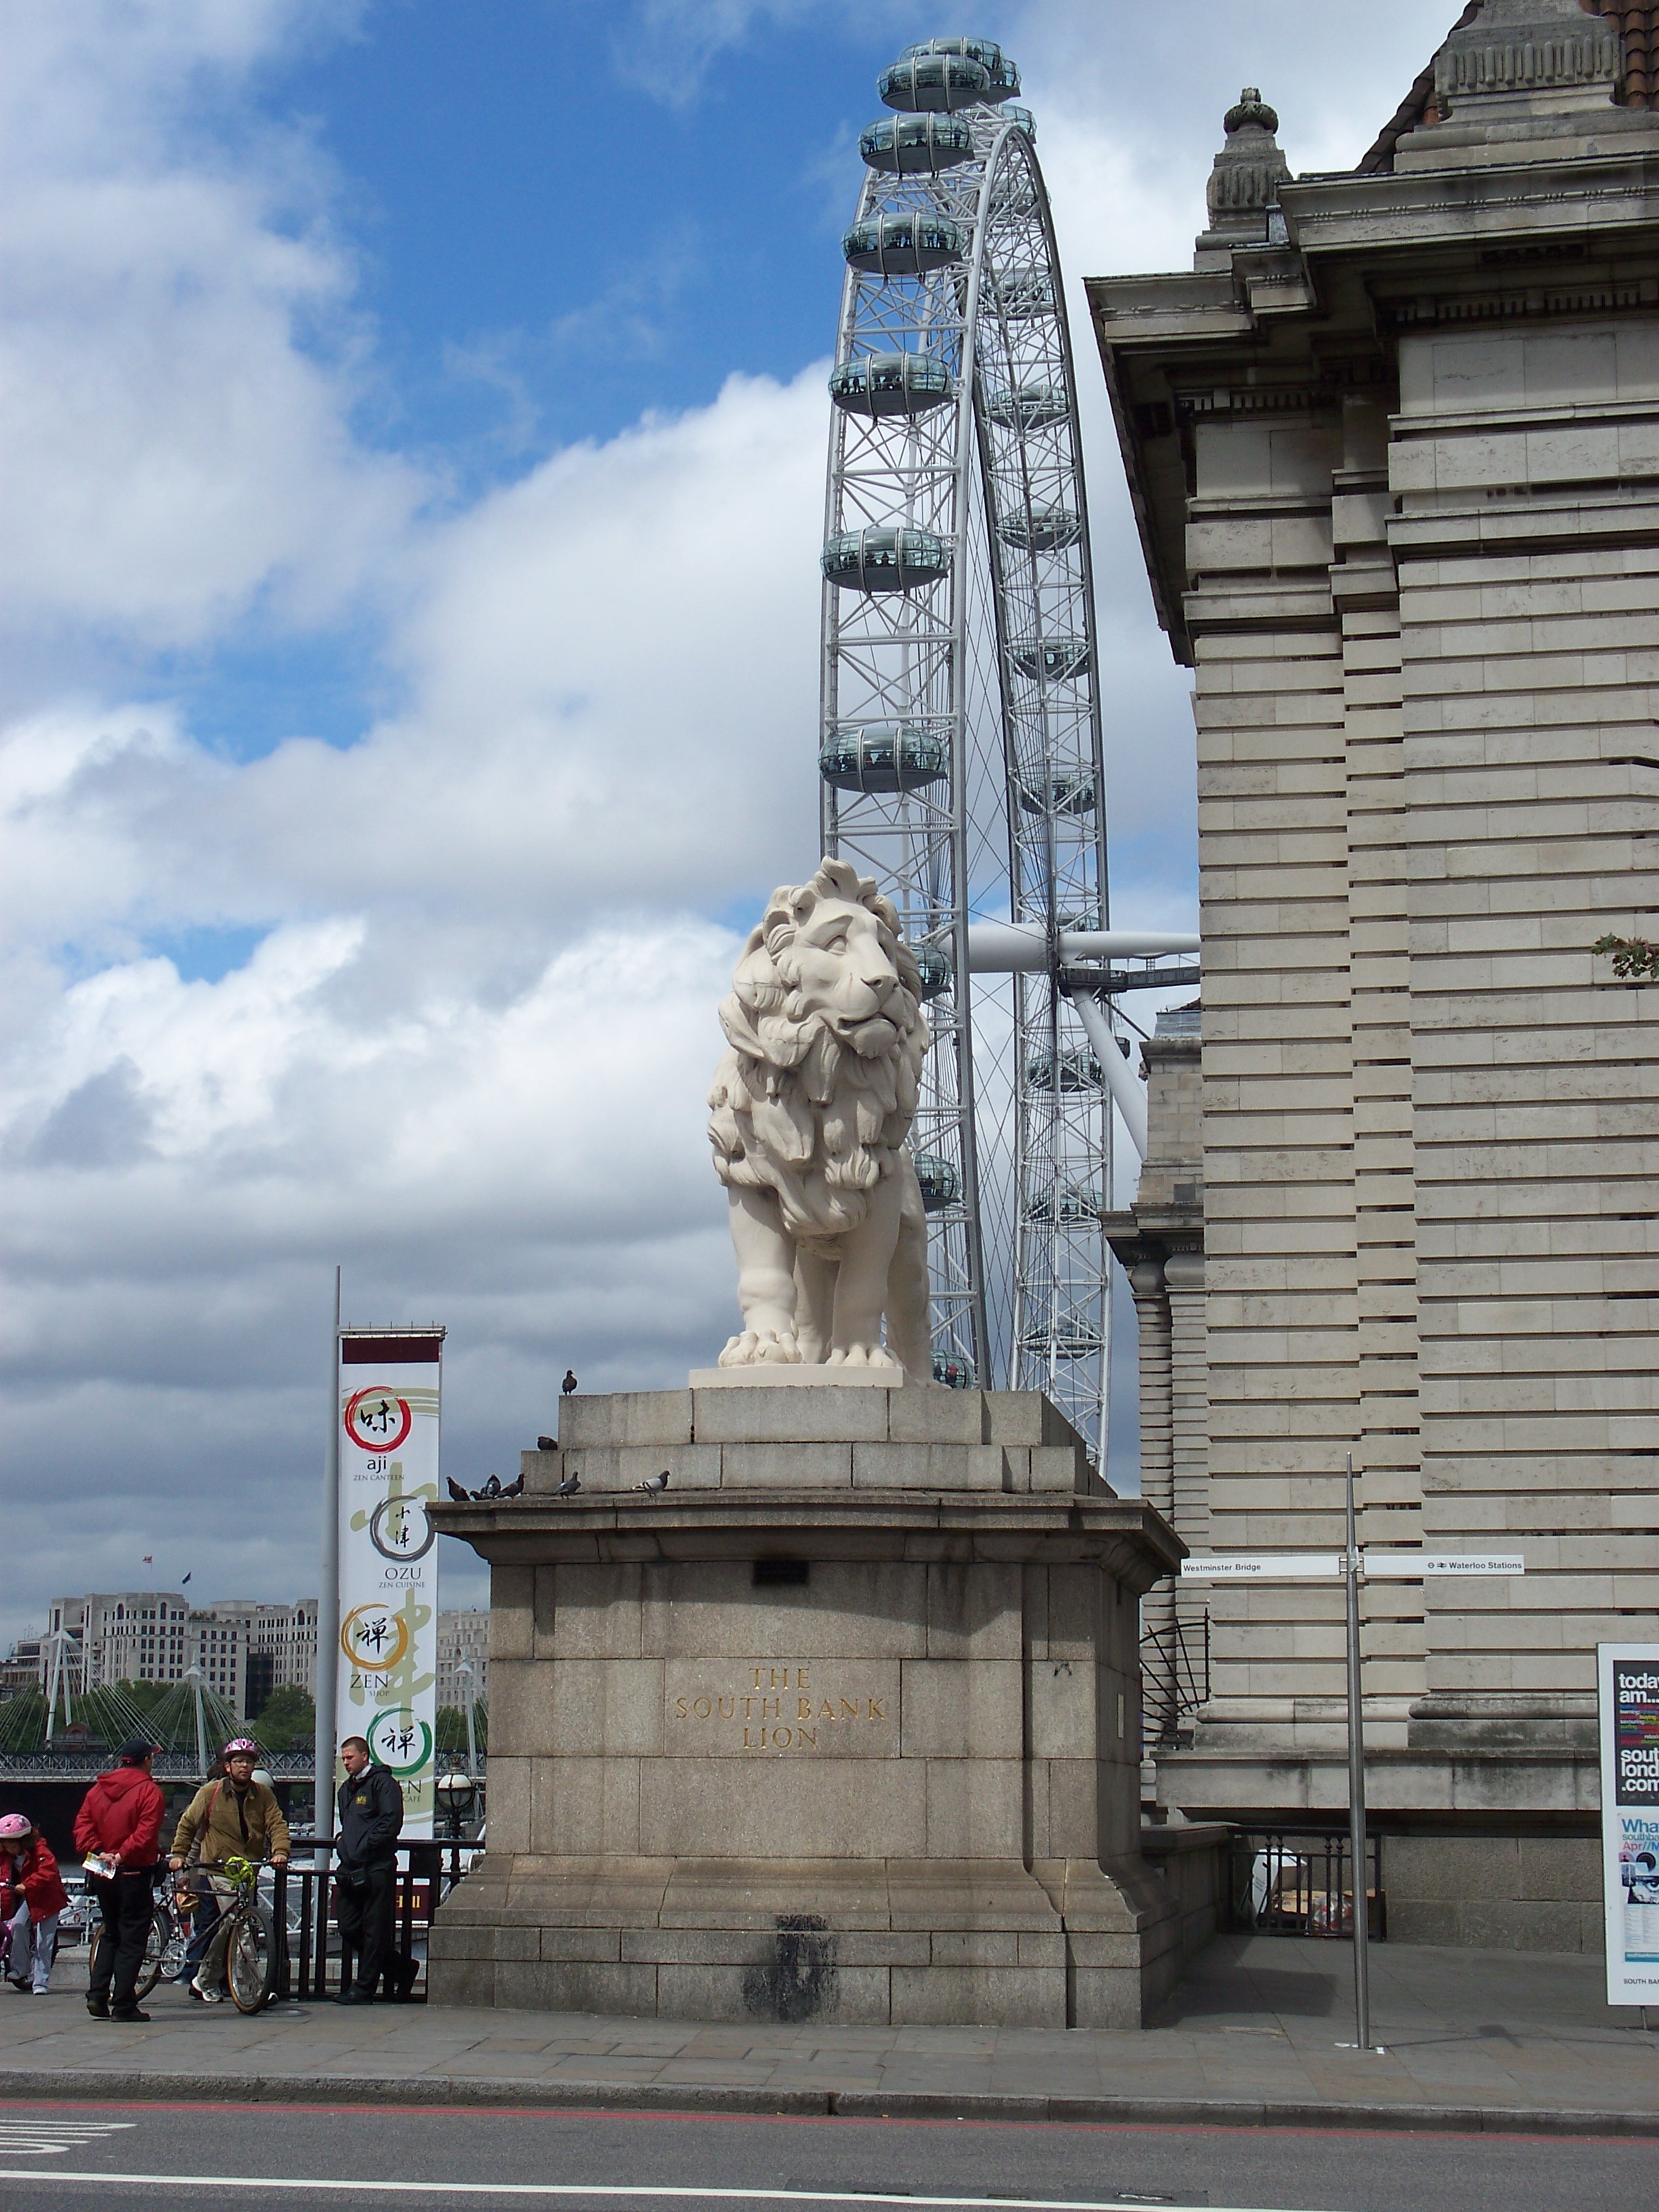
[135,1877,191,2002]
[195,1855,279,2014]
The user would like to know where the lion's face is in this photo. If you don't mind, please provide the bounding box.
[775,891,907,1060]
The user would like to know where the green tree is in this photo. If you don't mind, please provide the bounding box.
[253,1684,315,1753]
[435,1703,488,1756]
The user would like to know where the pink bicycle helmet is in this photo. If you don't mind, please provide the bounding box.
[0,1815,33,1841]
[222,1738,259,1758]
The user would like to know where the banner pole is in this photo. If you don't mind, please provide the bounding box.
[312,1265,342,1856]
[1345,1450,1372,2053]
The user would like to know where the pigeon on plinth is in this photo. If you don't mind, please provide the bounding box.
[634,1470,670,1494]
[554,1470,581,1496]
[562,1370,579,1395]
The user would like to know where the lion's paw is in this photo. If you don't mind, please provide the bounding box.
[826,1343,899,1370]
[718,1330,802,1368]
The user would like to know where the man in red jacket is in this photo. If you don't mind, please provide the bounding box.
[73,1736,164,2022]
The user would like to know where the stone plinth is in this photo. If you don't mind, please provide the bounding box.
[428,1387,1187,2028]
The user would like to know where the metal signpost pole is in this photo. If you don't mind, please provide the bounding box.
[1345,1451,1372,2053]
[312,1266,342,1856]
[1181,1534,1521,2053]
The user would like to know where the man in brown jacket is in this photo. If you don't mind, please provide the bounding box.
[169,1738,289,2003]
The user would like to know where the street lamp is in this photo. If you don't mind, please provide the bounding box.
[434,1771,474,1841]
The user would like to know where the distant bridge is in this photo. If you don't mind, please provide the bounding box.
[0,1750,319,1784]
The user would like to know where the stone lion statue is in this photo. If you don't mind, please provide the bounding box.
[708,857,933,1375]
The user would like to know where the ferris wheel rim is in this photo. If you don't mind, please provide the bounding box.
[818,67,1114,1447]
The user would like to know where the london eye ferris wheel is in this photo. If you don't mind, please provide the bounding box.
[819,36,1189,1460]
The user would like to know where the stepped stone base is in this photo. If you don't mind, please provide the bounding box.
[428,1386,1202,2028]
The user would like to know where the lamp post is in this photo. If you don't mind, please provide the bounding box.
[457,1659,478,1778]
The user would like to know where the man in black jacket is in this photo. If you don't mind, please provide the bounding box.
[333,1735,404,2005]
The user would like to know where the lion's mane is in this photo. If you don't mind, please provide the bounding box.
[708,858,928,1248]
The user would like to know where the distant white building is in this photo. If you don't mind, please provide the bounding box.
[436,1610,489,1711]
[47,1593,243,1714]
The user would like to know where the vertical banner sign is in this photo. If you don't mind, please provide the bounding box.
[1599,1642,1659,2005]
[338,1330,445,1837]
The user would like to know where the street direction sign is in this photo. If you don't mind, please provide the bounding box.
[1181,1552,1525,1582]
[1180,1555,1341,1580]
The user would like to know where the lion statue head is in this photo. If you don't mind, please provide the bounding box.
[708,857,927,1249]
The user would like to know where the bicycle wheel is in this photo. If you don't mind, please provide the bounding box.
[134,1907,170,2001]
[226,1902,276,2014]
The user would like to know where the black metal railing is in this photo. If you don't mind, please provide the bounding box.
[268,1840,469,2003]
[1140,1609,1210,1746]
[1230,1828,1386,1940]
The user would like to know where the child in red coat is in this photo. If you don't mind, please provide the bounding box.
[0,1816,69,1995]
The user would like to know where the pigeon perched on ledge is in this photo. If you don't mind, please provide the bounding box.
[634,1470,670,1494]
[447,1473,523,1502]
[562,1370,579,1395]
[536,1435,556,1452]
[554,1469,581,1496]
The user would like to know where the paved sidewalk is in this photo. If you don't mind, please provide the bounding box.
[3,1936,1656,2135]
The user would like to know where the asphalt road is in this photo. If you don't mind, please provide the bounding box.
[0,2102,1654,2212]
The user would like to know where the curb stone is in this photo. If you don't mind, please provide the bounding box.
[0,2070,1656,2137]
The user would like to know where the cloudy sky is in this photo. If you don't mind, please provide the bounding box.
[0,0,1466,1643]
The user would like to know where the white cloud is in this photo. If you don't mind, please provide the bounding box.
[0,0,418,665]
[0,0,1482,1645]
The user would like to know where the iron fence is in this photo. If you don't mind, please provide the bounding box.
[268,1841,466,2003]
[1230,1828,1386,1940]
[1139,1610,1209,1747]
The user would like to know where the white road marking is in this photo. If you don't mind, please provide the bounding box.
[0,2121,136,2156]
[0,2173,1321,2212]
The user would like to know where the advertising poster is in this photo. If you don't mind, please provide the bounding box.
[1598,1641,1659,2005]
[338,1330,444,1837]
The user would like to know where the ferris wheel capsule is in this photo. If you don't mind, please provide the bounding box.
[982,382,1067,431]
[878,51,991,113]
[821,527,952,593]
[894,37,1021,104]
[909,943,954,1002]
[859,113,977,174]
[1011,637,1092,682]
[1000,506,1082,553]
[1025,1044,1104,1094]
[829,351,954,418]
[843,211,966,276]
[912,1153,962,1213]
[1017,773,1096,817]
[819,723,948,791]
[981,270,1057,321]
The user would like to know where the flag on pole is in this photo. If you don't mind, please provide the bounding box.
[142,1556,152,1565]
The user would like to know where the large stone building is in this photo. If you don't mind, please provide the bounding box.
[436,1607,490,1713]
[206,1599,319,1714]
[1090,0,1659,1945]
[47,1593,245,1713]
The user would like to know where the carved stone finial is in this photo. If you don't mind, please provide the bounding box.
[1224,87,1279,136]
[1205,84,1290,234]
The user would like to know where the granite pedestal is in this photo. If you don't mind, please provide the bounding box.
[428,1383,1187,2028]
